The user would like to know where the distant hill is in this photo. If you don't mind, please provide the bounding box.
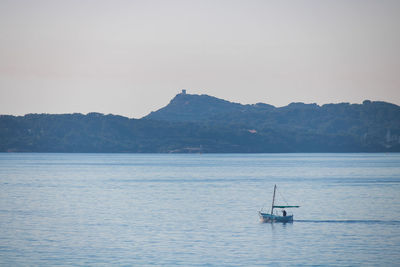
[1,93,399,152]
[145,92,274,122]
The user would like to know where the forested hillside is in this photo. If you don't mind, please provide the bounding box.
[1,93,399,152]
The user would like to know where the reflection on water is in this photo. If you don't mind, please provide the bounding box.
[296,219,400,225]
[0,153,399,266]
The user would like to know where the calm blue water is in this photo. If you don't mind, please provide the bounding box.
[0,153,399,266]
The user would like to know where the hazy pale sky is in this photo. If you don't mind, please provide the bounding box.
[1,0,399,118]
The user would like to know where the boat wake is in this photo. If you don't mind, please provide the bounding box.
[295,219,400,225]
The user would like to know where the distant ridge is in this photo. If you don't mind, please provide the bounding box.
[145,92,274,122]
[1,92,399,152]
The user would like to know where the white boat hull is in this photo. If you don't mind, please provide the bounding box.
[259,212,293,223]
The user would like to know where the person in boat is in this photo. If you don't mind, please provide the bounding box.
[282,210,287,217]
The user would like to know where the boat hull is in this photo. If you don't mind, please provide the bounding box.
[259,212,293,223]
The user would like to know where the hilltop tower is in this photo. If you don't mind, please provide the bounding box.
[181,89,187,95]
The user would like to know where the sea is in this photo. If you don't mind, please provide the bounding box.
[0,153,399,266]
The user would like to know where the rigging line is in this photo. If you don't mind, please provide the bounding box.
[277,187,289,206]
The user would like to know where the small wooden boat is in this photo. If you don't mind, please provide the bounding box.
[259,184,300,223]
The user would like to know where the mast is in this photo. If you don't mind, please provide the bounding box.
[271,184,276,215]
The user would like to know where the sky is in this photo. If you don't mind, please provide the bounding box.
[0,0,399,118]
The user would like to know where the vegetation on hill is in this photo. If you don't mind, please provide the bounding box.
[1,93,399,152]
